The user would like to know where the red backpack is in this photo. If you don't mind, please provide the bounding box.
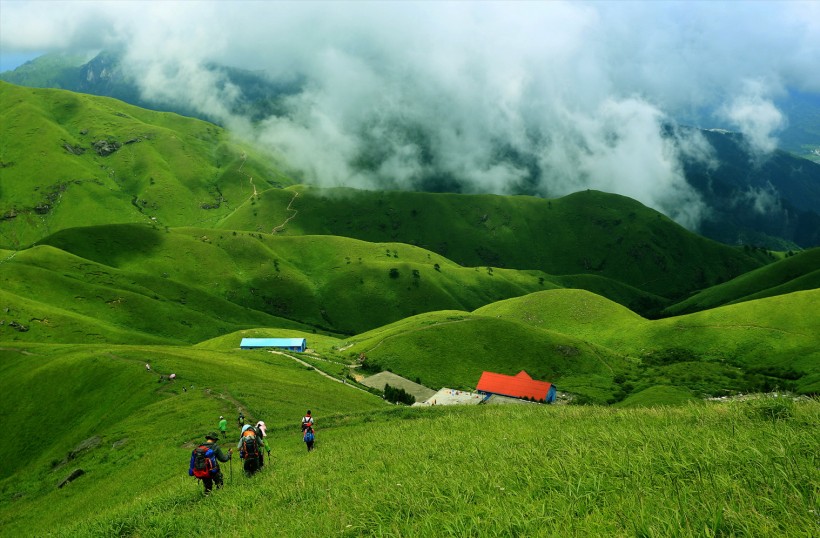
[190,445,217,479]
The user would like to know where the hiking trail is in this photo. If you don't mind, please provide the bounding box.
[237,153,257,199]
[267,350,373,396]
[272,191,299,234]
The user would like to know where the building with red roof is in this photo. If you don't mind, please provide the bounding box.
[476,370,556,403]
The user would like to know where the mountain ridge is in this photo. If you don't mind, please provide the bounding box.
[3,52,820,249]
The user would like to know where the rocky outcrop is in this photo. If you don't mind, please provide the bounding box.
[93,139,121,156]
[57,469,85,488]
[8,321,28,332]
[62,142,85,155]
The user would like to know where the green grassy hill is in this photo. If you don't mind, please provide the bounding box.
[345,289,820,403]
[219,185,769,305]
[0,81,289,249]
[663,247,820,316]
[1,82,818,536]
[347,309,630,403]
[16,224,560,337]
[0,342,386,535]
[2,80,779,320]
[0,241,312,344]
[0,346,815,536]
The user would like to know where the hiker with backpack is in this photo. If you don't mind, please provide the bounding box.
[301,411,315,452]
[303,423,316,451]
[218,416,228,439]
[189,432,233,494]
[237,423,266,476]
[256,420,271,461]
[300,410,314,433]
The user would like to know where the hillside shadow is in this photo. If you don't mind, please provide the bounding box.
[38,223,165,267]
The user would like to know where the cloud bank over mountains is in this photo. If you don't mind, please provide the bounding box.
[2,0,818,229]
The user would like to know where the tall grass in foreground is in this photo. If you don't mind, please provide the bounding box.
[47,399,818,538]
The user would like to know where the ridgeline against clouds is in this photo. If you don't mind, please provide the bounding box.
[2,1,819,232]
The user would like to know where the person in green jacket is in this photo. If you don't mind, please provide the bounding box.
[218,415,228,439]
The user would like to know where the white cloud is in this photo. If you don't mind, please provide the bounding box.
[1,0,817,230]
[719,80,787,156]
[741,184,782,216]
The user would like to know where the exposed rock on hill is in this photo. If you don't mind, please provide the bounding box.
[62,142,85,155]
[93,139,121,156]
[57,469,85,488]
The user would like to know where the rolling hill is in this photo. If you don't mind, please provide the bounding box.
[0,81,290,249]
[2,79,783,321]
[663,247,820,315]
[6,51,820,250]
[343,288,819,402]
[218,185,770,306]
[2,81,817,404]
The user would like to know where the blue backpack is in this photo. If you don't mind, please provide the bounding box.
[190,445,217,478]
[304,430,315,443]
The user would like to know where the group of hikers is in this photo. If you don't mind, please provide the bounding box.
[189,410,316,494]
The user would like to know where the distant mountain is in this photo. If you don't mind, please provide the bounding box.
[3,51,819,249]
[0,50,301,123]
[775,90,820,163]
[680,128,820,248]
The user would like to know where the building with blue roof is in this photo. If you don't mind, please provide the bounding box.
[240,338,307,352]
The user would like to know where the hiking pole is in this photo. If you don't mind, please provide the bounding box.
[229,453,233,484]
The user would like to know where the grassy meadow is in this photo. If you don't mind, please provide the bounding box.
[0,348,815,537]
[662,248,820,316]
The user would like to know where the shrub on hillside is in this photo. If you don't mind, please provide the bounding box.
[384,383,416,405]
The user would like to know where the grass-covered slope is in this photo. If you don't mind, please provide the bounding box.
[633,290,820,395]
[0,81,289,249]
[220,185,768,304]
[0,343,386,535]
[28,223,574,336]
[486,289,820,397]
[347,289,820,403]
[663,247,820,316]
[0,349,815,537]
[0,242,312,344]
[343,307,631,403]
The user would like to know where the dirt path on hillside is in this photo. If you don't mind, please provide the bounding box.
[0,251,17,266]
[203,388,251,419]
[0,346,33,354]
[235,151,299,233]
[237,153,257,199]
[272,191,299,233]
[267,349,373,396]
